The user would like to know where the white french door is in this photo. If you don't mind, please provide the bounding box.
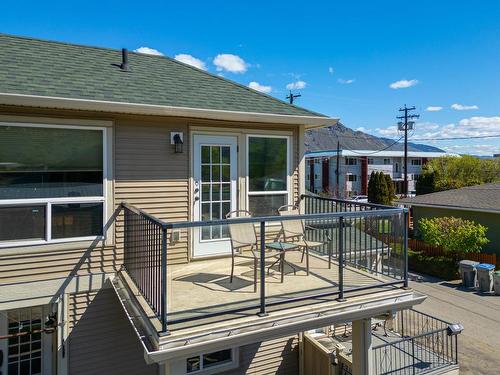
[193,135,238,257]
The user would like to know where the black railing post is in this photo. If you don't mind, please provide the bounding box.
[411,337,416,375]
[160,226,169,334]
[337,216,345,302]
[258,220,268,317]
[403,210,409,288]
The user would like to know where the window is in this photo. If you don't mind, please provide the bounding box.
[0,123,106,246]
[314,174,318,180]
[247,136,289,216]
[347,174,357,182]
[345,158,357,165]
[367,158,374,164]
[383,158,391,165]
[411,159,422,166]
[186,349,234,373]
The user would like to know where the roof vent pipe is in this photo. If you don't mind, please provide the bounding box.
[120,48,130,71]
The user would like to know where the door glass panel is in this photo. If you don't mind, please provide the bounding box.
[7,306,44,375]
[200,145,232,241]
[201,146,210,164]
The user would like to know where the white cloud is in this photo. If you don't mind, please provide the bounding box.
[426,106,443,112]
[338,78,355,84]
[356,127,367,132]
[389,79,418,89]
[451,103,479,111]
[286,80,307,90]
[213,54,248,73]
[375,116,500,140]
[248,81,272,93]
[328,67,334,74]
[134,46,164,56]
[174,54,207,70]
[442,144,500,156]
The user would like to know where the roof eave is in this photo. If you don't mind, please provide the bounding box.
[0,92,339,127]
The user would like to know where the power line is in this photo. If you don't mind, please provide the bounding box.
[340,136,405,155]
[409,134,500,141]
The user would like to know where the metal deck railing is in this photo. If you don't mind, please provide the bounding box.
[122,195,409,334]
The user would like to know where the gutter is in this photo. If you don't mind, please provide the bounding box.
[0,92,339,128]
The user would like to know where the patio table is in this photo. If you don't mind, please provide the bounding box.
[265,242,301,283]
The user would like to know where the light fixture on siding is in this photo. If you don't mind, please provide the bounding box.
[171,132,184,153]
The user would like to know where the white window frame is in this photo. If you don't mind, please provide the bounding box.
[383,158,391,165]
[411,159,422,166]
[246,134,291,213]
[0,122,108,248]
[168,348,239,375]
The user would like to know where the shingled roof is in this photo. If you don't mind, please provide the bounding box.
[0,34,325,118]
[399,183,500,212]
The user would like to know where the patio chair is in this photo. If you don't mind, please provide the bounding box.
[226,210,278,292]
[278,204,325,275]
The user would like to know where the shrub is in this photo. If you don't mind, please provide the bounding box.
[418,216,489,254]
[407,250,459,280]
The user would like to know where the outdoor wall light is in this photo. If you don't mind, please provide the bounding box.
[170,132,184,153]
[447,323,464,336]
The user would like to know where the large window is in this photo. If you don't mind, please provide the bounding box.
[247,136,289,216]
[0,123,106,246]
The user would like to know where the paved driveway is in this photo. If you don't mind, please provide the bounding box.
[409,274,500,375]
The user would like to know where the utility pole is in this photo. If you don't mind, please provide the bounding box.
[397,105,419,197]
[335,140,340,198]
[286,90,301,104]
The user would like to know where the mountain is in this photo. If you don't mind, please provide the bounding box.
[305,123,444,153]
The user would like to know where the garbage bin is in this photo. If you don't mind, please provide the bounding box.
[476,263,495,292]
[493,270,500,296]
[459,260,479,288]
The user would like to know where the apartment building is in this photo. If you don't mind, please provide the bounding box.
[306,150,451,197]
[0,34,461,375]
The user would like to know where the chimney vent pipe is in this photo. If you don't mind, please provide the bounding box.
[120,48,130,71]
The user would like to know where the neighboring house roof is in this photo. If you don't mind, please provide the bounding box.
[305,123,447,154]
[399,183,500,213]
[0,34,336,126]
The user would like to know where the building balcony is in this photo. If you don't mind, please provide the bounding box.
[111,195,426,364]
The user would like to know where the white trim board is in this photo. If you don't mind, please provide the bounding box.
[0,92,339,128]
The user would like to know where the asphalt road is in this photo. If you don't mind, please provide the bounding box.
[409,274,500,375]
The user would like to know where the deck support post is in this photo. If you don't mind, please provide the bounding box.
[337,216,345,302]
[160,226,169,335]
[403,210,409,289]
[352,318,373,375]
[258,220,268,317]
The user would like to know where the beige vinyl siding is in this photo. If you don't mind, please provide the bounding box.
[0,245,118,284]
[0,106,302,276]
[219,335,299,375]
[68,287,158,375]
[114,118,190,265]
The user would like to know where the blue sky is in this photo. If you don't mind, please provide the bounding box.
[2,0,500,155]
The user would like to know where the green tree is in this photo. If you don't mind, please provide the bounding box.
[384,174,395,204]
[368,171,391,204]
[416,155,500,194]
[418,216,489,254]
